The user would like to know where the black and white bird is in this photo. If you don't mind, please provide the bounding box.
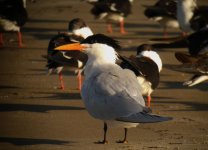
[87,0,133,34]
[176,0,208,34]
[144,0,179,36]
[46,18,93,90]
[152,27,208,56]
[152,27,208,86]
[119,44,162,107]
[55,34,172,143]
[174,52,208,86]
[0,0,28,47]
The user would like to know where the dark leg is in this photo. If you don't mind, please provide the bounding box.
[0,33,3,46]
[96,122,108,144]
[58,72,65,90]
[117,128,128,143]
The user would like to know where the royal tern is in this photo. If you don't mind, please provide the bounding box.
[55,34,172,143]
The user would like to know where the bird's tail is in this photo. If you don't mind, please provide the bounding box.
[116,112,172,123]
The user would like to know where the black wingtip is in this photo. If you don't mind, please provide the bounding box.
[116,112,173,123]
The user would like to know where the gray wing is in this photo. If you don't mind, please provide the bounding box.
[81,65,146,120]
[116,112,173,123]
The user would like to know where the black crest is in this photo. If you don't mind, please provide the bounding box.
[81,34,121,50]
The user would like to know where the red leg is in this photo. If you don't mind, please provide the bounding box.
[107,24,113,33]
[0,33,3,46]
[120,20,127,34]
[77,70,82,91]
[163,27,168,38]
[58,72,65,90]
[17,31,23,48]
[147,95,151,108]
[181,32,188,37]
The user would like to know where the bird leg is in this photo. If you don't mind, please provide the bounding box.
[117,128,128,143]
[77,70,82,91]
[147,95,151,108]
[97,122,108,144]
[0,33,4,46]
[119,20,127,34]
[107,24,113,33]
[181,32,188,37]
[58,72,65,90]
[163,27,168,38]
[17,31,23,48]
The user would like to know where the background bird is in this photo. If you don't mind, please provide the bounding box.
[144,0,179,37]
[46,18,93,90]
[174,52,208,86]
[176,0,208,35]
[119,44,162,108]
[152,27,208,56]
[86,0,133,34]
[0,0,28,47]
[55,34,172,144]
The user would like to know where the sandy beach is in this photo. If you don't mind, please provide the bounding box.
[0,0,208,149]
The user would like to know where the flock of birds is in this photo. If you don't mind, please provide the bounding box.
[1,0,208,144]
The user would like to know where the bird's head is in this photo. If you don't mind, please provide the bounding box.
[137,44,162,72]
[68,18,93,39]
[55,34,121,64]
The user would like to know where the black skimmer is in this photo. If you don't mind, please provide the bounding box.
[87,0,133,34]
[55,34,172,144]
[176,0,208,35]
[0,0,28,47]
[144,0,179,36]
[46,18,93,90]
[119,44,162,108]
[174,52,208,86]
[152,27,208,56]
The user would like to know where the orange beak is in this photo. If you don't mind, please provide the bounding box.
[54,43,86,51]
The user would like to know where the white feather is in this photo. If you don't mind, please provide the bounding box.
[138,50,162,72]
[72,27,93,39]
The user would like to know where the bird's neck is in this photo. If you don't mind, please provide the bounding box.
[83,44,118,78]
[84,59,117,79]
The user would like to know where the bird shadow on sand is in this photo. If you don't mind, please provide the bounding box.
[28,18,69,24]
[0,136,73,146]
[124,22,160,29]
[154,100,208,111]
[0,85,22,89]
[0,103,84,113]
[159,80,208,91]
[23,27,66,40]
[32,91,82,101]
